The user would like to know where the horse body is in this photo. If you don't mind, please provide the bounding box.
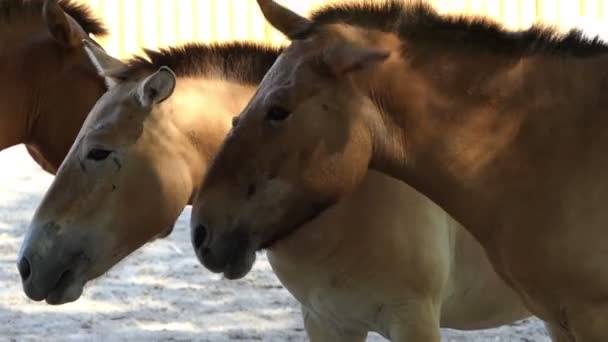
[269,171,529,341]
[18,41,530,340]
[191,1,608,340]
[0,0,106,173]
[373,48,608,334]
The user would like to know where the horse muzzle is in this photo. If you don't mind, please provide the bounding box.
[191,222,257,280]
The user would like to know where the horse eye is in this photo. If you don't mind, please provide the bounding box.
[265,106,291,122]
[86,148,112,161]
[232,116,240,128]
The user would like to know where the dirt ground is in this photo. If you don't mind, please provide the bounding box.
[0,145,551,341]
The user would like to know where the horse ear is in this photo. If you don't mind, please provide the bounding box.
[43,0,80,48]
[83,40,125,89]
[257,0,314,39]
[137,67,177,107]
[323,44,390,76]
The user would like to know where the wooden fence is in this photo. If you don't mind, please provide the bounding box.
[83,0,608,58]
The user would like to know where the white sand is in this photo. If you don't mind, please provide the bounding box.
[0,145,551,341]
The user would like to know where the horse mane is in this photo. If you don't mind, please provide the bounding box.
[310,0,608,57]
[111,42,283,85]
[0,0,107,36]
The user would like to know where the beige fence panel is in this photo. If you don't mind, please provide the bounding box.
[83,0,608,59]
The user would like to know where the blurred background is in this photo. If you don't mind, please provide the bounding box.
[86,0,608,59]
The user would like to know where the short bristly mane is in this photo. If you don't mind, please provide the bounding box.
[111,42,283,84]
[0,0,107,36]
[310,0,608,57]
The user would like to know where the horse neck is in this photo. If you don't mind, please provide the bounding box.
[0,22,105,173]
[0,25,38,152]
[366,46,608,241]
[28,80,104,174]
[167,77,257,204]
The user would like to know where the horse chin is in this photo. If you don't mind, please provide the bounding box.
[44,270,86,305]
[197,239,257,280]
[260,204,329,249]
[222,254,256,280]
[45,254,95,305]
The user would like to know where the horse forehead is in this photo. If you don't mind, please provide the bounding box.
[259,52,315,97]
[91,89,137,126]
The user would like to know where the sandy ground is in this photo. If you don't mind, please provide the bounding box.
[0,145,552,341]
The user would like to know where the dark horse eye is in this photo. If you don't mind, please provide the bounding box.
[265,106,291,122]
[232,116,240,128]
[86,148,112,161]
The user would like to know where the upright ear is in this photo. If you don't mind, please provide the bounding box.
[43,0,80,48]
[83,40,125,89]
[257,0,314,39]
[137,67,177,107]
[323,44,390,76]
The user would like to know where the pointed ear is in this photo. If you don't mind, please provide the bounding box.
[137,67,177,107]
[323,44,390,76]
[257,0,314,39]
[83,40,125,88]
[43,0,80,48]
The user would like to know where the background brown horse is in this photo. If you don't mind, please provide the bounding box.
[0,0,107,174]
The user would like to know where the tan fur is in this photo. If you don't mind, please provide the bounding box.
[269,171,529,340]
[193,1,608,340]
[19,75,239,303]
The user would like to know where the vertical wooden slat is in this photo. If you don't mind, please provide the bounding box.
[537,0,558,26]
[99,0,120,56]
[519,0,536,29]
[231,0,251,41]
[156,0,175,47]
[502,0,519,29]
[139,0,159,49]
[176,0,196,43]
[173,0,180,43]
[558,0,579,30]
[580,0,586,15]
[484,0,502,21]
[469,0,485,15]
[135,0,143,49]
[212,0,231,41]
[120,0,138,57]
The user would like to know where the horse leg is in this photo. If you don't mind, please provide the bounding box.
[301,306,367,342]
[388,299,441,342]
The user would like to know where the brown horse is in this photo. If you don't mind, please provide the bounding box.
[18,40,531,340]
[0,0,107,174]
[191,0,608,341]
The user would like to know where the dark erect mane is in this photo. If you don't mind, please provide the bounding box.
[310,0,608,57]
[0,0,107,36]
[60,0,107,36]
[113,42,283,84]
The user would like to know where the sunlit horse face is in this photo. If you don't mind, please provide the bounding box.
[191,0,394,279]
[17,43,187,304]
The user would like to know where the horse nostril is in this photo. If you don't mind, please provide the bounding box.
[192,224,208,250]
[17,256,32,282]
